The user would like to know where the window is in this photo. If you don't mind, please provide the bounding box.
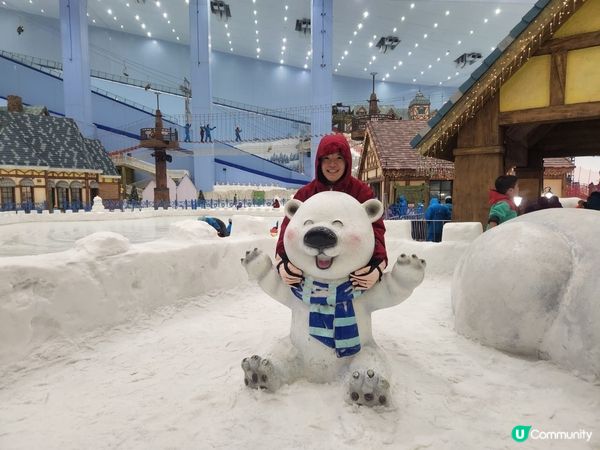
[56,188,68,209]
[429,180,452,200]
[20,186,33,204]
[1,187,14,208]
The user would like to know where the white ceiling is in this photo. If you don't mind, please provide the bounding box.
[2,0,537,87]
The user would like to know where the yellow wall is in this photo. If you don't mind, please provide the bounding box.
[499,56,551,112]
[543,178,563,197]
[554,0,600,38]
[565,46,600,103]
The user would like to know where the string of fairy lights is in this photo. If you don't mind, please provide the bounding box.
[418,0,582,157]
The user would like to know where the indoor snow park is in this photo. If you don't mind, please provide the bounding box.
[1,0,599,449]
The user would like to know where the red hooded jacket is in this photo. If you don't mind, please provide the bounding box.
[276,134,387,265]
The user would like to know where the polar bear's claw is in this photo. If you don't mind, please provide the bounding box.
[241,248,273,280]
[346,368,390,407]
[241,354,280,391]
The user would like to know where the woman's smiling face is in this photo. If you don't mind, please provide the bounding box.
[320,152,346,183]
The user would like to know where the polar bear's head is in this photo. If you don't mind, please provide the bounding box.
[283,191,383,280]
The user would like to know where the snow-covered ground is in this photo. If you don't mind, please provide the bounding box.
[0,213,598,449]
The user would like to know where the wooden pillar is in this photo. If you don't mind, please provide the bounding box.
[515,150,543,209]
[452,95,505,225]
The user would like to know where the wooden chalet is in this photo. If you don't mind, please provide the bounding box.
[358,120,454,210]
[411,0,600,224]
[0,95,120,210]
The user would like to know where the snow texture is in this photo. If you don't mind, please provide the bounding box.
[0,208,598,449]
[441,222,483,242]
[452,208,600,380]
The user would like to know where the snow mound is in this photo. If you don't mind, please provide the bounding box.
[452,208,600,379]
[231,215,281,237]
[384,220,413,240]
[75,232,130,257]
[442,222,482,242]
[166,220,219,240]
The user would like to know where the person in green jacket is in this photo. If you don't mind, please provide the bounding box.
[487,175,519,230]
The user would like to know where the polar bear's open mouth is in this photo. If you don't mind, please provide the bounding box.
[316,254,333,270]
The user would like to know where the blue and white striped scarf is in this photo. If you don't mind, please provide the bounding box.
[290,277,362,358]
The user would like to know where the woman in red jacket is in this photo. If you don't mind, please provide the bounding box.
[276,134,387,290]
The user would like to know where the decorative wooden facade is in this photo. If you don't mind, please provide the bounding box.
[411,0,600,224]
[0,96,120,209]
[358,120,454,210]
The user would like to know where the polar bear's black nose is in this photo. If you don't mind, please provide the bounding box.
[304,226,337,250]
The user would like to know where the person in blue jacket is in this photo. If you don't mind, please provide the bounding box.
[425,196,451,242]
[198,216,229,237]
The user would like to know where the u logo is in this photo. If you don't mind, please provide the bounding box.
[512,425,532,442]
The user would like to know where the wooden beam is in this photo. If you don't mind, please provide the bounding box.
[498,102,600,125]
[536,30,600,55]
[549,50,567,106]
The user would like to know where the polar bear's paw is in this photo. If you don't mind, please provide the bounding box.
[241,354,281,392]
[241,248,273,281]
[392,253,426,288]
[346,369,390,407]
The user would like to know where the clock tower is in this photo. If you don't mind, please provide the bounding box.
[408,91,431,120]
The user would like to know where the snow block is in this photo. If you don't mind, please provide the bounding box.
[452,209,600,379]
[441,222,482,242]
[384,220,413,241]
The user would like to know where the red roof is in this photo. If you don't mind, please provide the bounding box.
[366,120,454,171]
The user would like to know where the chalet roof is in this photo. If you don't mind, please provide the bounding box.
[366,120,454,172]
[352,104,409,119]
[543,157,575,168]
[411,0,584,154]
[0,111,118,176]
[408,91,430,108]
[0,105,49,115]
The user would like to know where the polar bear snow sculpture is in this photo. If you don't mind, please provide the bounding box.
[241,191,425,406]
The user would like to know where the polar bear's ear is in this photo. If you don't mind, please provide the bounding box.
[284,199,303,219]
[363,199,384,223]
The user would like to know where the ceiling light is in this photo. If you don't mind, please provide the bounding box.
[337,62,341,66]
[445,10,450,16]
[368,42,373,47]
[225,24,228,28]
[230,48,233,51]
[253,10,257,15]
[398,60,403,65]
[445,50,450,55]
[334,68,338,72]
[280,59,284,64]
[135,15,139,21]
[155,1,160,6]
[284,16,287,21]
[172,28,175,32]
[385,73,389,78]
[491,46,495,51]
[373,34,377,39]
[364,68,367,71]
[484,18,488,23]
[408,51,412,56]
[393,66,397,70]
[285,5,288,10]
[341,56,344,60]
[447,76,451,80]
[357,23,363,29]
[282,37,287,42]
[120,25,124,29]
[344,50,348,55]
[226,32,230,37]
[457,40,462,45]
[228,40,231,44]
[455,71,459,76]
[434,23,438,28]
[126,3,130,6]
[282,45,286,50]
[256,47,260,52]
[113,16,117,20]
[369,61,372,65]
[348,40,352,44]
[107,9,112,15]
[495,8,501,14]
[410,3,415,8]
[304,64,308,69]
[141,23,146,29]
[401,16,405,21]
[423,34,428,38]
[163,12,167,18]
[256,38,259,42]
[176,36,180,40]
[420,71,424,75]
[372,56,376,61]
[470,30,474,34]
[92,19,96,23]
[353,31,357,36]
[414,43,418,48]
[428,64,432,69]
[393,27,397,32]
[413,78,416,82]
[255,30,259,34]
[363,11,369,18]
[147,32,152,37]
[41,8,44,13]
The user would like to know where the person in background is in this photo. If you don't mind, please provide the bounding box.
[205,124,216,143]
[226,218,232,236]
[235,126,242,142]
[272,198,280,209]
[200,125,205,143]
[275,134,387,291]
[425,196,451,242]
[584,191,600,211]
[198,216,229,237]
[576,199,586,209]
[548,196,563,208]
[487,175,519,230]
[444,196,453,218]
[184,123,191,142]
